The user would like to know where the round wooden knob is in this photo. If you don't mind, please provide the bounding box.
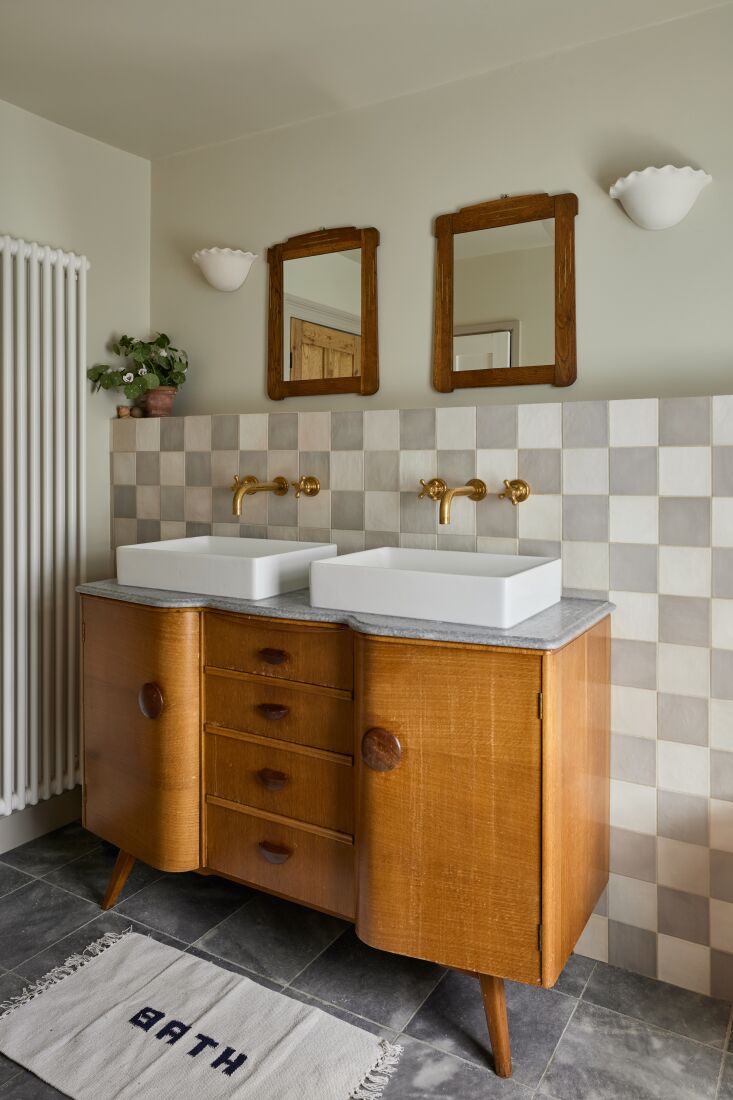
[361,727,401,772]
[258,768,289,792]
[138,682,164,720]
[258,841,292,864]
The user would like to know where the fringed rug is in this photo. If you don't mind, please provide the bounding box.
[0,930,401,1099]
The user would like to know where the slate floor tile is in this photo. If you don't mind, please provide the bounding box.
[0,823,100,878]
[294,927,445,1032]
[384,1036,531,1099]
[553,953,596,998]
[197,892,348,984]
[719,1054,733,1099]
[539,1000,722,1099]
[0,881,99,970]
[0,1058,19,1092]
[287,987,399,1040]
[582,962,730,1048]
[12,912,187,984]
[186,945,284,991]
[0,865,33,901]
[0,1071,67,1098]
[405,970,575,1087]
[44,844,162,907]
[115,870,252,942]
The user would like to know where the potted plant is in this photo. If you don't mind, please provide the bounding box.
[87,333,188,416]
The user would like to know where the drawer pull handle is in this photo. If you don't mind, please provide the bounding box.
[258,647,289,666]
[258,768,289,792]
[362,727,401,772]
[258,840,292,864]
[138,682,164,720]
[257,703,290,721]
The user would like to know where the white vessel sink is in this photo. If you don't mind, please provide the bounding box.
[117,536,337,601]
[310,547,561,629]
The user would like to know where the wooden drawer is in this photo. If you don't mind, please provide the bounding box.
[206,801,355,919]
[205,730,354,835]
[204,669,354,756]
[204,612,353,691]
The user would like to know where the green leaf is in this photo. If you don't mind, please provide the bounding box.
[144,373,160,390]
[155,333,171,348]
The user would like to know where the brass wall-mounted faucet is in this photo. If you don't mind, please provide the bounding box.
[498,479,531,506]
[231,475,289,517]
[419,477,487,525]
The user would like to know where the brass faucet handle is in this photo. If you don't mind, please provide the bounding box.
[418,478,448,501]
[498,478,531,506]
[231,474,257,492]
[291,475,320,499]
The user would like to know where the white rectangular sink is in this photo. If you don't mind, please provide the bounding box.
[117,536,337,601]
[310,547,561,629]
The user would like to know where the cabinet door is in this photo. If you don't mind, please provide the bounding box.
[81,597,201,872]
[356,635,542,984]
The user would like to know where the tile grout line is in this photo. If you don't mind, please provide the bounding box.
[281,925,354,991]
[531,995,582,1098]
[393,968,449,1036]
[715,1006,733,1099]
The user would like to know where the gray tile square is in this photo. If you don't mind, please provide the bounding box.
[113,484,136,519]
[612,639,657,690]
[610,448,658,495]
[540,1000,721,1100]
[296,927,444,1033]
[714,549,733,598]
[582,960,729,1047]
[610,543,658,593]
[299,527,332,544]
[476,405,517,449]
[518,449,561,493]
[607,920,657,978]
[658,886,709,945]
[520,539,561,558]
[711,749,733,801]
[135,451,160,485]
[406,969,574,1086]
[400,408,436,450]
[714,447,733,496]
[595,888,609,917]
[658,692,709,745]
[0,880,98,969]
[239,524,267,539]
[364,451,399,491]
[713,649,733,700]
[160,417,184,451]
[563,496,609,542]
[268,412,298,450]
[658,596,710,649]
[562,401,609,447]
[554,953,597,997]
[611,734,656,785]
[659,497,711,547]
[400,492,437,535]
[268,491,297,527]
[331,491,364,531]
[239,450,268,481]
[299,451,330,490]
[45,844,161,906]
[137,519,161,542]
[331,411,363,450]
[116,872,251,942]
[711,950,733,1001]
[186,521,211,536]
[477,499,518,539]
[381,1035,518,1100]
[0,823,100,876]
[160,486,184,521]
[659,397,711,445]
[213,487,235,523]
[437,450,476,484]
[658,790,709,847]
[365,531,400,549]
[185,451,211,486]
[437,534,476,552]
[711,849,733,902]
[0,863,32,899]
[197,892,348,984]
[610,827,656,882]
[211,413,239,450]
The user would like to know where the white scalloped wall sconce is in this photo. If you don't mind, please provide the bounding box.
[192,248,257,291]
[609,166,711,230]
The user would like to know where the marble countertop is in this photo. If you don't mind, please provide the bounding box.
[77,579,613,651]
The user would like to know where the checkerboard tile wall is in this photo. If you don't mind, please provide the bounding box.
[111,395,733,998]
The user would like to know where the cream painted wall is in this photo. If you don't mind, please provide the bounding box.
[0,99,150,577]
[151,5,732,415]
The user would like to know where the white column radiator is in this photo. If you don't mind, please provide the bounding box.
[0,234,88,816]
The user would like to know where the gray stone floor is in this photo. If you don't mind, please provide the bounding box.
[0,823,731,1098]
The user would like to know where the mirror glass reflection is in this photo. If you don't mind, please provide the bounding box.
[283,249,362,382]
[453,221,555,371]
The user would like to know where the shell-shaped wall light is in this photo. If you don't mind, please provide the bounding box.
[609,166,711,230]
[192,248,257,291]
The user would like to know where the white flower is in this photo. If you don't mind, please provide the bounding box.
[159,349,168,358]
[122,372,134,383]
[138,366,148,375]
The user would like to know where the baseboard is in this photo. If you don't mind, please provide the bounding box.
[0,788,83,856]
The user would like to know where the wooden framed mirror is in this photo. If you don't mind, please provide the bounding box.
[267,226,379,400]
[432,193,577,392]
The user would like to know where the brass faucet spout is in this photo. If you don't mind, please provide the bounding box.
[418,477,487,526]
[231,475,289,517]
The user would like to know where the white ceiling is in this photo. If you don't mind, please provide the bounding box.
[0,0,728,159]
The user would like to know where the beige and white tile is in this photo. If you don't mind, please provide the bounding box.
[658,742,710,798]
[399,449,437,492]
[713,499,733,547]
[436,406,476,450]
[562,541,609,591]
[657,935,710,995]
[713,396,733,445]
[608,873,657,931]
[609,496,658,544]
[610,779,656,835]
[711,899,733,953]
[363,409,399,451]
[574,914,609,963]
[659,546,711,597]
[610,591,658,643]
[711,699,733,751]
[658,642,710,698]
[712,599,733,649]
[330,450,364,491]
[711,799,733,852]
[240,413,269,450]
[517,403,561,448]
[476,449,518,490]
[518,495,561,541]
[609,399,658,447]
[612,686,657,739]
[659,447,711,497]
[562,449,609,495]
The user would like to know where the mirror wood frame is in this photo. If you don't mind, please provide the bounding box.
[432,193,578,392]
[267,226,380,400]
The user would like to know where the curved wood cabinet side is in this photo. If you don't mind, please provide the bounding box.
[81,596,201,872]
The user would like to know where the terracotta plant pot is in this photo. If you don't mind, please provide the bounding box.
[144,386,177,417]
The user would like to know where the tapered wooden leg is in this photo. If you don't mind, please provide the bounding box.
[479,974,512,1078]
[101,850,136,910]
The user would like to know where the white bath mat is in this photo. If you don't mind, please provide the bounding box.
[0,931,401,1100]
